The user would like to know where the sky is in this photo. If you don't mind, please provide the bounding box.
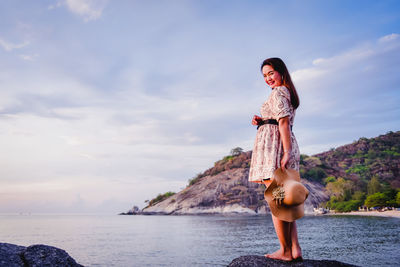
[1,0,399,214]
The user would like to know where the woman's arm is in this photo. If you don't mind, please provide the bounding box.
[278,116,291,169]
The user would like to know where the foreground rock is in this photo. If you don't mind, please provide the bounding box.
[228,255,359,267]
[0,243,83,267]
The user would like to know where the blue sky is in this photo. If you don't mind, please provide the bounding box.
[1,0,399,213]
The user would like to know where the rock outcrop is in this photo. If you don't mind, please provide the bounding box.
[0,243,83,267]
[119,205,141,215]
[141,167,328,215]
[228,255,359,267]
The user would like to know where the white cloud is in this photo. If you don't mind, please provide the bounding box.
[19,54,38,61]
[48,1,63,10]
[0,38,29,51]
[48,0,107,21]
[65,0,108,21]
[291,33,400,97]
[290,33,400,154]
[295,34,398,86]
[378,33,399,43]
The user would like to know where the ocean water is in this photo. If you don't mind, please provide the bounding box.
[1,214,399,267]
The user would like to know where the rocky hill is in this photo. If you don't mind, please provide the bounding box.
[138,130,399,215]
[305,131,400,189]
[142,165,327,215]
[140,152,327,215]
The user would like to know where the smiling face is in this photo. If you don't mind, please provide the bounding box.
[262,64,282,88]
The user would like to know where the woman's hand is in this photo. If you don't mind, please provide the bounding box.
[252,115,262,126]
[280,152,290,169]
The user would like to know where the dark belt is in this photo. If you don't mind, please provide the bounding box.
[257,119,292,130]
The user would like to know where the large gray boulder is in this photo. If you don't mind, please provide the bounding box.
[0,243,83,267]
[228,255,359,267]
[0,243,26,267]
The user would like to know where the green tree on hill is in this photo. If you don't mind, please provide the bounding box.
[364,192,387,208]
[396,192,400,206]
[230,147,243,156]
[324,176,336,184]
[367,176,382,195]
[326,177,354,201]
[304,167,327,183]
[147,191,175,207]
[188,173,202,186]
[381,187,399,206]
[352,191,366,203]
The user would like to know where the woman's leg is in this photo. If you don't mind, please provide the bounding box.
[262,180,293,261]
[265,214,293,261]
[290,221,302,259]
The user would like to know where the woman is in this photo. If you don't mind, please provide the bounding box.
[249,57,301,261]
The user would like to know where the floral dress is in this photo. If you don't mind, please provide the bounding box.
[248,86,300,183]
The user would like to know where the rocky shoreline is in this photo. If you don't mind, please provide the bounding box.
[0,243,83,267]
[326,210,400,218]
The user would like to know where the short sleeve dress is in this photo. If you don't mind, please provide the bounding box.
[248,86,300,183]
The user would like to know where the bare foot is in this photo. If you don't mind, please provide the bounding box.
[291,244,302,260]
[265,248,293,261]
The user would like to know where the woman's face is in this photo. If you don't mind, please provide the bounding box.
[262,65,282,88]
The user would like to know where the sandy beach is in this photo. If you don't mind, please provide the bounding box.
[327,210,400,218]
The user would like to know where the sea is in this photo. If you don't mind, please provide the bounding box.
[1,214,399,267]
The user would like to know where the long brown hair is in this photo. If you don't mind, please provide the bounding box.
[261,57,299,109]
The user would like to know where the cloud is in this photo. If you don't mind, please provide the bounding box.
[19,54,38,61]
[63,0,108,21]
[378,33,399,43]
[0,38,29,51]
[290,33,400,153]
[0,64,228,197]
[292,33,400,86]
[48,1,63,10]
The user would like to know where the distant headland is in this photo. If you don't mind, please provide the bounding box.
[121,130,400,216]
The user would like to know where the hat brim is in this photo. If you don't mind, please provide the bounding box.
[264,180,305,222]
[273,168,300,184]
[264,168,306,222]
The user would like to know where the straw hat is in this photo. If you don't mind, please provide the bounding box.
[264,168,309,222]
